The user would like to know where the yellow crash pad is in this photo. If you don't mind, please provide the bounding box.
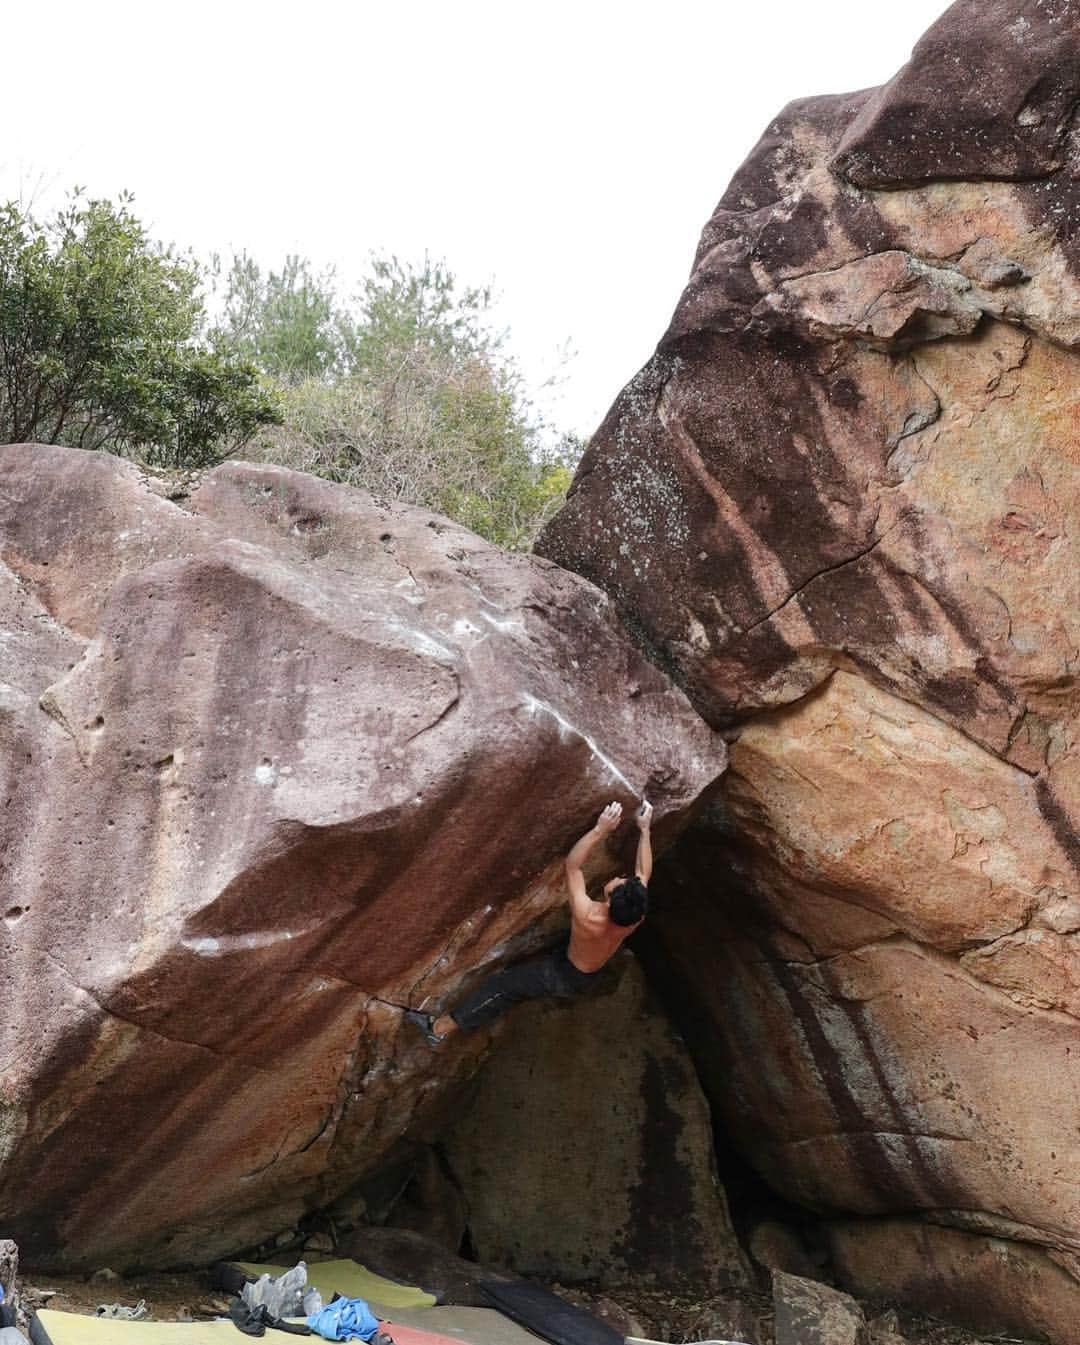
[234,1258,437,1310]
[33,1313,244,1345]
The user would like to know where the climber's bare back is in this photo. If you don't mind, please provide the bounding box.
[567,902,638,973]
[564,799,653,973]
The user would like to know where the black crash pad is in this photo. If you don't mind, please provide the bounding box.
[478,1281,622,1345]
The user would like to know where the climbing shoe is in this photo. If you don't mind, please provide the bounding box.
[403,1009,445,1048]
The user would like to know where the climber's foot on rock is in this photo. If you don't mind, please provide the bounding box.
[404,1009,446,1048]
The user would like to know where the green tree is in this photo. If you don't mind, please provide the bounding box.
[211,252,342,383]
[0,193,280,466]
[343,254,496,375]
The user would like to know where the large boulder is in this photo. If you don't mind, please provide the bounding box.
[0,444,725,1270]
[538,1,1079,1338]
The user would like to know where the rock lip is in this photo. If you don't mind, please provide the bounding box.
[831,0,1080,189]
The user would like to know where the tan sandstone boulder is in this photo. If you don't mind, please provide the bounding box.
[0,444,725,1270]
[538,1,1079,1338]
[648,673,1078,1243]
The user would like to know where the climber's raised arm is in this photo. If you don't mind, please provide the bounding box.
[406,799,644,1049]
[565,801,622,918]
[635,800,653,885]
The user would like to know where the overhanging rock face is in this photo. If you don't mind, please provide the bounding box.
[0,445,725,1270]
[537,1,1079,1337]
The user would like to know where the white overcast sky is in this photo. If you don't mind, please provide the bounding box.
[3,0,949,438]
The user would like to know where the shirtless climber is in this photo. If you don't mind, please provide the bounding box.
[405,799,653,1046]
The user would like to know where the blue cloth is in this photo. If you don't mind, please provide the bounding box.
[307,1296,381,1342]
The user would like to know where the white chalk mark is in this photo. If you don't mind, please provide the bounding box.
[384,617,457,662]
[183,927,312,956]
[479,611,525,636]
[452,617,484,641]
[520,693,639,797]
[393,576,425,606]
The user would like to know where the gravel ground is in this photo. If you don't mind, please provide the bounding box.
[18,1269,230,1325]
[16,1268,1037,1345]
[544,1281,1035,1345]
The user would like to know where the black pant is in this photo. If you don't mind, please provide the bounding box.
[450,945,601,1033]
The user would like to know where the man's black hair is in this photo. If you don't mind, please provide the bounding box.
[609,875,649,927]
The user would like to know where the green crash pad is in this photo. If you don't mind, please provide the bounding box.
[30,1297,546,1345]
[31,1313,248,1345]
[234,1258,437,1310]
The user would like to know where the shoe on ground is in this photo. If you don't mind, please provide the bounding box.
[96,1301,148,1321]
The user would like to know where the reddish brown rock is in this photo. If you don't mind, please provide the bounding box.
[0,444,725,1270]
[827,1219,1080,1344]
[747,1220,822,1282]
[832,0,1080,188]
[772,1270,867,1345]
[538,3,1080,1340]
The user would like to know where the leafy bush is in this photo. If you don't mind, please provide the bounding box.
[0,194,280,466]
[234,254,578,549]
[0,190,578,545]
[246,361,574,550]
[210,252,343,383]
